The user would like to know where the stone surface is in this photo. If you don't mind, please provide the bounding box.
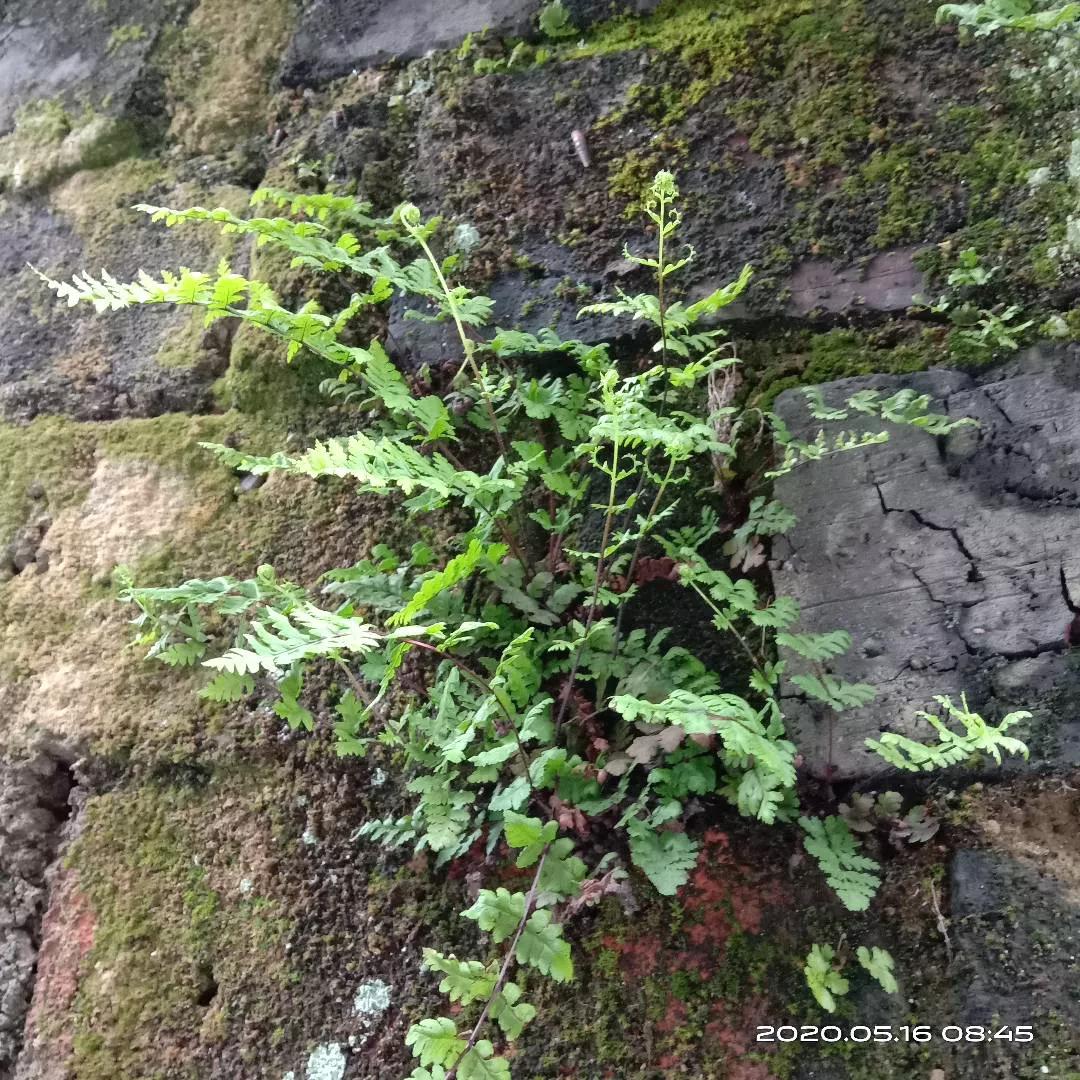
[281,0,538,84]
[0,183,245,422]
[0,757,71,1079]
[13,868,95,1080]
[0,0,168,133]
[784,247,926,318]
[772,344,1080,779]
[280,0,662,85]
[950,781,1080,1049]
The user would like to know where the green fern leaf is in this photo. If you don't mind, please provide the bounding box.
[405,1017,465,1068]
[516,909,574,982]
[457,1042,511,1080]
[804,944,849,1012]
[198,671,254,702]
[422,950,495,1005]
[391,540,505,627]
[865,693,1029,771]
[502,812,557,867]
[489,981,536,1040]
[799,815,880,911]
[462,888,526,942]
[158,640,206,666]
[776,630,852,662]
[203,603,380,676]
[537,838,587,900]
[791,673,876,711]
[627,823,698,895]
[856,945,898,994]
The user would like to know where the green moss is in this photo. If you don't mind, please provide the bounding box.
[155,310,212,370]
[608,142,685,217]
[946,129,1039,214]
[575,0,818,79]
[107,23,148,52]
[0,418,97,550]
[219,322,337,415]
[862,146,936,249]
[161,0,295,156]
[747,324,945,409]
[67,778,295,1080]
[0,99,141,193]
[215,240,350,415]
[50,157,167,262]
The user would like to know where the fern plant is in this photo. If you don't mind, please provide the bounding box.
[866,693,1030,772]
[804,942,898,1012]
[937,0,1080,34]
[41,171,988,1077]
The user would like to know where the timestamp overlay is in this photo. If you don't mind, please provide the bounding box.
[756,1024,1035,1044]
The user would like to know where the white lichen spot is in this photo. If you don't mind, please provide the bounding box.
[1027,165,1052,190]
[1044,314,1069,338]
[353,977,392,1022]
[305,1043,346,1080]
[1067,215,1080,255]
[302,827,318,847]
[453,222,481,253]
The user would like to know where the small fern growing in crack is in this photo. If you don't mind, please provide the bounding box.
[866,693,1030,772]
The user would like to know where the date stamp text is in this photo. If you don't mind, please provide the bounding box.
[756,1025,1034,1044]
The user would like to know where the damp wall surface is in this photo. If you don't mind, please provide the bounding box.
[1,1,1080,1078]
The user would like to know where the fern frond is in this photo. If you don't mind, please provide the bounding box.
[608,690,798,795]
[250,187,376,223]
[791,673,875,712]
[390,540,506,627]
[203,603,380,676]
[804,944,849,1012]
[866,693,1029,771]
[201,434,521,514]
[626,821,698,895]
[799,815,880,911]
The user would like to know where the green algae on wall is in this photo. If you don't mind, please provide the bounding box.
[66,778,296,1080]
[0,419,97,550]
[162,0,296,156]
[0,99,142,193]
[743,323,947,409]
[555,0,1075,299]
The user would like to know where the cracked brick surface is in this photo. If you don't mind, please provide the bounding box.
[771,344,1080,779]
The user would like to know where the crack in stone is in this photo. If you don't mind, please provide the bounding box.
[908,564,951,609]
[902,563,982,657]
[1060,564,1079,614]
[995,640,1066,661]
[982,389,1015,427]
[874,482,983,583]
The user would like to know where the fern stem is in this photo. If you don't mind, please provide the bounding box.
[603,182,676,678]
[444,846,550,1080]
[553,438,622,731]
[687,580,762,669]
[335,659,373,704]
[403,218,538,573]
[601,456,678,707]
[405,226,514,466]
